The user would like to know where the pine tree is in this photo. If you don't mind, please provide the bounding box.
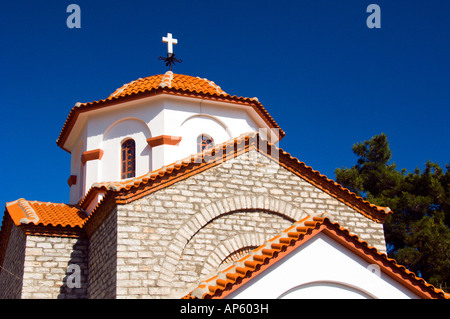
[335,133,450,291]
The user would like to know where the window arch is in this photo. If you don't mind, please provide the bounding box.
[121,139,136,179]
[197,134,214,152]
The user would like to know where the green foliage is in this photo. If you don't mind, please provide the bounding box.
[335,133,450,292]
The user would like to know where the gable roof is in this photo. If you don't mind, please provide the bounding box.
[183,214,449,299]
[56,71,284,152]
[81,132,392,223]
[1,134,447,298]
[0,199,87,276]
[1,131,392,241]
[5,199,86,228]
[3,199,87,238]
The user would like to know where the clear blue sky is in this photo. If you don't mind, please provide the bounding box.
[0,1,449,222]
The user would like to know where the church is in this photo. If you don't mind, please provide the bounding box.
[0,34,447,299]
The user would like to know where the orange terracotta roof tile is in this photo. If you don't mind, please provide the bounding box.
[184,214,449,300]
[5,198,87,228]
[0,200,87,278]
[82,132,392,223]
[109,72,227,98]
[56,71,284,151]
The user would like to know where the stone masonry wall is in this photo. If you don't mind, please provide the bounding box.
[88,207,118,299]
[21,235,88,299]
[0,224,26,299]
[177,210,294,282]
[114,149,386,298]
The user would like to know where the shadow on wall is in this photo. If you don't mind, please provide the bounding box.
[58,238,89,299]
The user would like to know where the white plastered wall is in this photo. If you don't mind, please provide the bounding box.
[226,233,421,299]
[101,117,152,182]
[67,94,266,204]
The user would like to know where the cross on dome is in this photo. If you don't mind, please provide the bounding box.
[162,33,178,55]
[159,32,182,71]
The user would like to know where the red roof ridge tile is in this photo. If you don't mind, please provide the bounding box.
[194,75,226,95]
[110,79,139,97]
[6,198,40,225]
[185,214,448,299]
[81,132,392,223]
[5,198,86,229]
[82,131,250,198]
[274,144,392,221]
[159,71,173,89]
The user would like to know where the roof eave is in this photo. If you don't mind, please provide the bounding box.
[187,217,447,299]
[56,88,285,152]
[79,132,391,225]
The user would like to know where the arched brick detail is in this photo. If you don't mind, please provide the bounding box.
[158,195,306,285]
[200,233,267,277]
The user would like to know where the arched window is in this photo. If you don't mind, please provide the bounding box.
[121,139,135,179]
[197,134,214,152]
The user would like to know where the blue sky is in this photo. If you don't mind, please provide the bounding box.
[0,1,449,222]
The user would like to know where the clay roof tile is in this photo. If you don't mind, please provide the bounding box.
[186,214,449,299]
[56,72,284,150]
[5,199,86,229]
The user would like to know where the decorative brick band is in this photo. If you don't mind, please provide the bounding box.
[147,135,182,147]
[158,195,304,286]
[201,233,268,277]
[81,149,104,165]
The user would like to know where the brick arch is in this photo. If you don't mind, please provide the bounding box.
[200,233,267,277]
[220,246,257,267]
[158,195,306,285]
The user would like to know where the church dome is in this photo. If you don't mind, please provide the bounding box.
[57,70,285,152]
[109,71,227,99]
